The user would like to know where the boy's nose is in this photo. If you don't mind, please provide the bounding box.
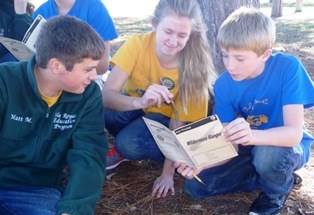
[225,59,236,71]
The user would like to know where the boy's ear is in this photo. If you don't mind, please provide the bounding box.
[261,49,272,62]
[48,58,65,74]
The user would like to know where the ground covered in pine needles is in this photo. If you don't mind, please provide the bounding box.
[96,3,314,215]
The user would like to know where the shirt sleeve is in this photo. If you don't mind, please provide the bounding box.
[12,14,32,40]
[281,56,314,108]
[87,1,118,41]
[110,34,141,75]
[57,84,108,215]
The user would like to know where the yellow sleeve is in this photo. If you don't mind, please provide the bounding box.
[110,34,141,76]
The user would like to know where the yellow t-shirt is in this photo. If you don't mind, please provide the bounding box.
[111,32,207,122]
[39,90,62,107]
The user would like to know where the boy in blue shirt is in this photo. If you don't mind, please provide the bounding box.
[175,7,314,215]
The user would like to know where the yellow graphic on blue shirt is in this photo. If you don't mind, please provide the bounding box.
[247,115,268,127]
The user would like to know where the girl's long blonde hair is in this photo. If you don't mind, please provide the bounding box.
[152,0,216,114]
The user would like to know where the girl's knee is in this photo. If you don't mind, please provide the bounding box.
[115,136,140,160]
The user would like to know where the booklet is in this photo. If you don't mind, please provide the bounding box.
[143,115,238,168]
[0,15,46,61]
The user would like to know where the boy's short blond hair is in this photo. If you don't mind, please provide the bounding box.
[217,7,276,56]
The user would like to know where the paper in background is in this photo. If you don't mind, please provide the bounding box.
[0,15,46,61]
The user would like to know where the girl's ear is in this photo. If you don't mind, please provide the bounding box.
[151,21,157,31]
[261,49,272,62]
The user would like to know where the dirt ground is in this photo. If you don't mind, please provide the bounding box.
[96,4,314,215]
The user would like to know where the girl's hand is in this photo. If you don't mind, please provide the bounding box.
[151,174,175,198]
[14,0,28,14]
[138,84,173,109]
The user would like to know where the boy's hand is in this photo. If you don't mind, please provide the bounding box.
[223,117,252,145]
[173,162,203,179]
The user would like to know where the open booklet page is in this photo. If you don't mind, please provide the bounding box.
[143,115,238,168]
[0,15,45,61]
[0,37,33,61]
[143,117,196,167]
[22,15,46,52]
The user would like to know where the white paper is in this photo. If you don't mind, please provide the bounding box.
[143,115,238,168]
[0,15,46,61]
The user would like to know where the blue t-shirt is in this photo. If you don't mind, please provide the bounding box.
[33,0,118,41]
[214,52,314,157]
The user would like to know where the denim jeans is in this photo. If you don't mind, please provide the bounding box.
[184,143,309,207]
[0,186,61,215]
[105,108,170,162]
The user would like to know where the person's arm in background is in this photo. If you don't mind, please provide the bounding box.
[88,1,118,75]
[13,0,32,40]
[13,0,27,14]
[96,41,111,75]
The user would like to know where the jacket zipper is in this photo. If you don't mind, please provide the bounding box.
[31,107,51,161]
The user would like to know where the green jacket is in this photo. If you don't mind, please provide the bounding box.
[0,56,108,215]
[0,1,32,58]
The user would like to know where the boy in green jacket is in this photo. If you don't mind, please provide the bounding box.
[0,16,108,215]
